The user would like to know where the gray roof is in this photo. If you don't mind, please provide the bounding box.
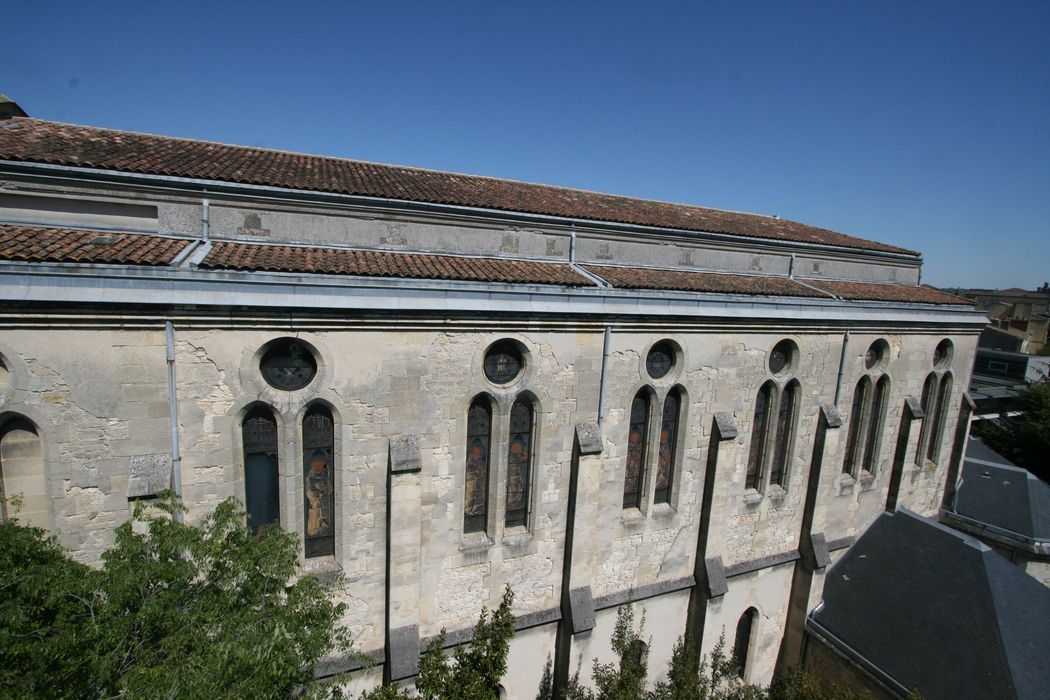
[809,508,1050,700]
[950,438,1050,544]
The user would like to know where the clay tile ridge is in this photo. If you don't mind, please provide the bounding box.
[0,117,917,257]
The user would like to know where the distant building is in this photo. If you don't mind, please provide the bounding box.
[962,288,1050,354]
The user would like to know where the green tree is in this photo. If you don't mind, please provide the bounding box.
[0,495,352,699]
[360,585,516,700]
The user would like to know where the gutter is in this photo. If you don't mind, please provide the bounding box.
[597,326,612,427]
[568,229,611,288]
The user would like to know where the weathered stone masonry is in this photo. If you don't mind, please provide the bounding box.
[0,115,986,697]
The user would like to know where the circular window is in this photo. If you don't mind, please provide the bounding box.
[260,338,317,390]
[483,341,524,385]
[865,339,889,370]
[933,339,953,368]
[646,341,675,379]
[769,340,796,375]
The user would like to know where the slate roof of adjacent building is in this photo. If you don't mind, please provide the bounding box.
[0,117,917,255]
[809,508,1050,700]
[946,438,1050,545]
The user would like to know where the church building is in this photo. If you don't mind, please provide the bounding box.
[0,99,985,695]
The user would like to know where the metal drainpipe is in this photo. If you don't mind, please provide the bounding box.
[165,320,184,523]
[834,330,850,406]
[597,326,612,426]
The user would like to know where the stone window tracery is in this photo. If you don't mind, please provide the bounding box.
[464,396,493,533]
[843,341,892,478]
[916,338,954,467]
[260,338,317,391]
[243,406,279,534]
[746,340,802,494]
[302,405,334,558]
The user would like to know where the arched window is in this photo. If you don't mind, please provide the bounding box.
[862,376,890,472]
[654,388,682,504]
[623,391,651,509]
[770,380,798,487]
[465,396,492,533]
[916,373,937,466]
[0,417,46,529]
[927,373,953,464]
[746,382,774,490]
[505,397,533,528]
[302,405,335,558]
[242,407,279,534]
[842,377,870,475]
[733,607,758,679]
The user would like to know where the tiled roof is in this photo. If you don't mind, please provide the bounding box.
[0,118,916,256]
[0,224,188,266]
[801,278,973,305]
[200,241,595,287]
[584,264,973,305]
[583,264,826,298]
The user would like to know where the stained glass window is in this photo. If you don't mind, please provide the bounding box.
[916,373,937,466]
[842,378,870,475]
[243,407,279,534]
[646,342,674,379]
[746,383,773,490]
[770,381,797,487]
[862,376,889,473]
[302,406,334,558]
[261,338,317,391]
[865,339,887,370]
[465,396,492,533]
[623,391,650,509]
[927,373,952,464]
[933,339,953,369]
[769,340,795,375]
[654,389,681,504]
[484,342,523,385]
[506,398,533,528]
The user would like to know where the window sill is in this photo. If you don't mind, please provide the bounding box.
[501,528,532,548]
[767,485,787,505]
[650,501,677,519]
[858,470,876,491]
[743,489,763,506]
[302,555,342,583]
[459,531,494,552]
[620,508,646,525]
[836,473,856,496]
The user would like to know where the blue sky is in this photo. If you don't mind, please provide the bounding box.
[3,0,1048,289]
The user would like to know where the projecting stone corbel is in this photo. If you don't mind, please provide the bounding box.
[713,412,737,440]
[569,586,596,634]
[575,422,603,455]
[819,403,843,429]
[704,556,728,598]
[389,434,423,474]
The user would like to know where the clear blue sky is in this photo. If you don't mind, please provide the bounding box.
[4,0,1048,289]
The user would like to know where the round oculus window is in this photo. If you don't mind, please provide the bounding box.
[260,339,317,390]
[865,339,888,370]
[483,342,524,385]
[769,340,796,375]
[933,339,953,368]
[646,342,675,379]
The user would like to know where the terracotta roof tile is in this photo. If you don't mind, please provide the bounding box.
[802,278,974,305]
[0,224,188,266]
[583,264,827,298]
[0,118,915,256]
[201,241,595,287]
